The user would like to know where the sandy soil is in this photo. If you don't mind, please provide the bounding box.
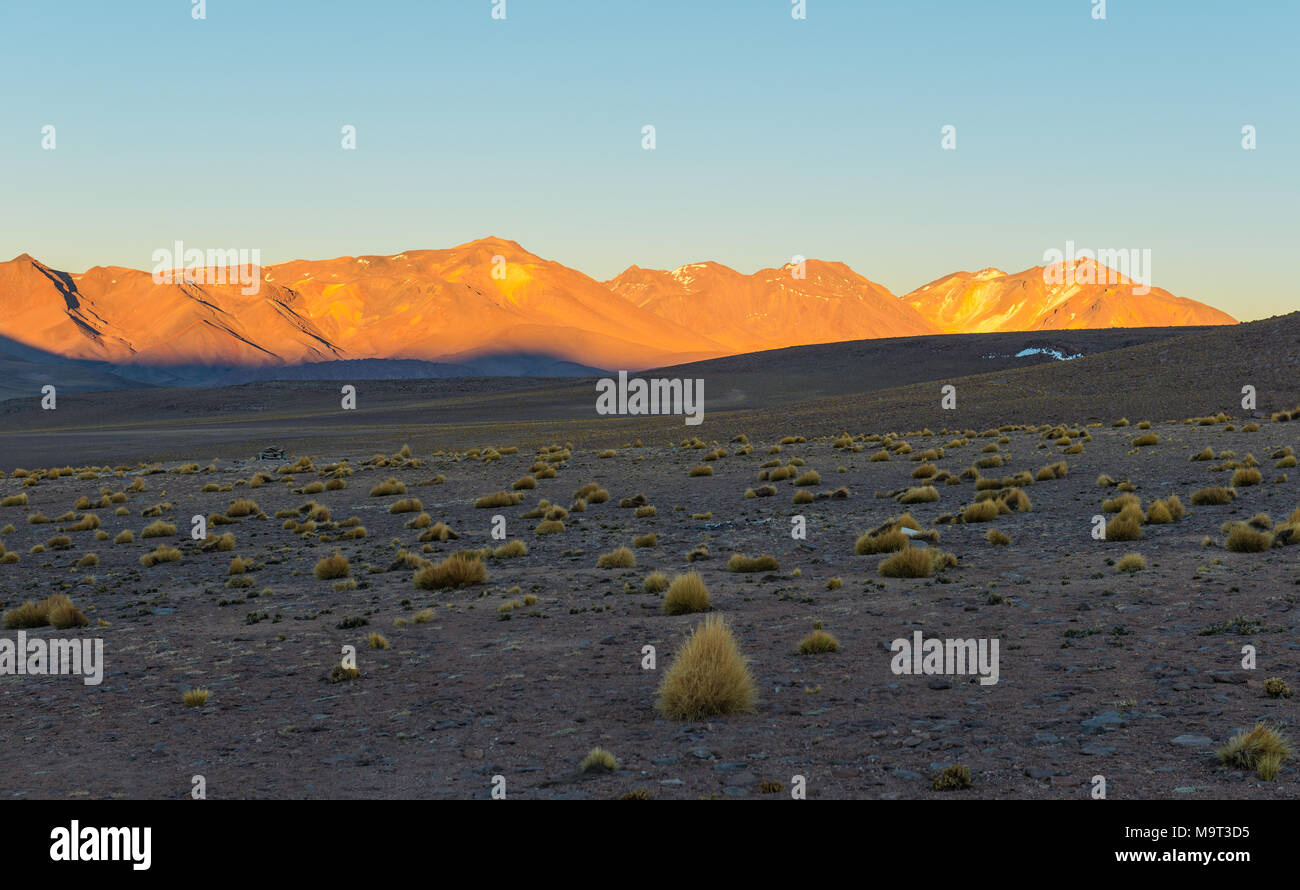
[0,417,1295,799]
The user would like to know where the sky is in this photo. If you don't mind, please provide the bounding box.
[1,0,1295,321]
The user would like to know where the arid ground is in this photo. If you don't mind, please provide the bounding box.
[0,319,1297,799]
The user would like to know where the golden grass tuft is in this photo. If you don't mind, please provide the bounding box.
[986,528,1010,546]
[183,687,210,707]
[961,500,1000,523]
[493,539,527,558]
[1115,552,1146,573]
[1191,486,1235,505]
[313,552,351,580]
[597,546,636,569]
[580,747,619,773]
[662,572,711,615]
[139,546,182,567]
[727,553,779,573]
[141,520,176,538]
[1231,467,1262,487]
[1217,723,1292,781]
[388,497,423,514]
[413,552,488,589]
[643,571,670,594]
[1105,515,1142,542]
[797,629,839,654]
[655,615,757,721]
[1225,523,1272,552]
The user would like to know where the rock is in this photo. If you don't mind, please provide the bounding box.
[1171,734,1213,748]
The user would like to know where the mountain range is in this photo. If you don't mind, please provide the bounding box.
[0,237,1236,373]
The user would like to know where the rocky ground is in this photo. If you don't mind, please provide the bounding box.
[0,415,1296,799]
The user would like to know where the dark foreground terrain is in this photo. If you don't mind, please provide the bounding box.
[0,319,1296,799]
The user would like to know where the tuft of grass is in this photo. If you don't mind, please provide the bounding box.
[141,520,176,538]
[580,747,619,774]
[898,485,939,504]
[369,478,406,497]
[1,493,29,507]
[797,629,839,654]
[492,539,527,558]
[1191,486,1235,506]
[1115,552,1146,573]
[655,614,757,720]
[1216,723,1292,781]
[1225,523,1272,552]
[961,500,1000,523]
[1105,515,1142,542]
[139,545,181,567]
[475,490,520,509]
[1264,678,1292,699]
[388,497,423,514]
[643,571,669,594]
[413,552,487,589]
[986,528,1010,546]
[1132,433,1159,447]
[368,632,390,650]
[597,546,637,569]
[727,553,779,573]
[688,464,714,477]
[313,552,351,580]
[4,594,85,629]
[662,572,711,615]
[183,687,210,707]
[879,546,955,578]
[1231,467,1262,487]
[931,764,973,791]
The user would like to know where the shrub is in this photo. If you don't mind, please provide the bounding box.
[986,529,1010,546]
[689,465,714,477]
[1145,500,1173,524]
[534,519,565,535]
[1105,516,1142,541]
[655,615,756,720]
[855,529,907,554]
[633,533,657,548]
[1225,523,1272,552]
[794,470,820,487]
[1191,486,1235,505]
[643,571,669,594]
[183,688,210,707]
[1133,433,1159,447]
[4,594,83,629]
[313,552,351,579]
[797,629,839,654]
[75,553,99,568]
[493,539,527,558]
[580,747,618,774]
[898,486,939,504]
[1232,467,1262,487]
[413,553,487,589]
[388,498,423,514]
[662,572,711,615]
[418,522,458,543]
[597,546,636,568]
[1116,553,1146,573]
[727,553,779,573]
[476,491,521,509]
[114,530,134,544]
[512,476,538,490]
[879,547,954,578]
[1217,723,1292,781]
[142,520,176,538]
[369,478,406,497]
[1,493,28,507]
[961,501,999,523]
[139,546,182,567]
[931,764,973,791]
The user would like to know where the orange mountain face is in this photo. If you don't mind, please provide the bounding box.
[904,260,1237,334]
[0,240,1236,372]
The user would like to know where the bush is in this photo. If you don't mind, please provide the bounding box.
[596,546,636,569]
[1105,516,1142,541]
[313,552,351,580]
[1225,523,1272,552]
[413,553,487,589]
[1191,486,1235,506]
[655,615,757,720]
[662,572,710,615]
[727,553,779,573]
[797,629,839,654]
[1115,553,1146,573]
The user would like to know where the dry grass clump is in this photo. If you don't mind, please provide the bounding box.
[1231,467,1262,487]
[688,464,714,477]
[413,552,488,589]
[418,521,458,543]
[961,500,1000,523]
[1224,523,1272,552]
[493,539,528,558]
[897,486,939,504]
[1105,515,1142,542]
[878,546,956,578]
[534,519,565,535]
[475,490,522,509]
[227,498,260,517]
[75,553,99,568]
[368,632,390,650]
[512,475,538,490]
[388,498,423,514]
[633,532,657,548]
[183,687,210,707]
[662,572,711,615]
[655,615,756,721]
[986,528,1010,546]
[1191,486,1236,506]
[931,764,973,791]
[727,553,779,573]
[794,470,820,487]
[792,489,814,505]
[580,747,619,773]
[1,493,29,507]
[1115,552,1146,573]
[1217,723,1292,781]
[597,546,637,569]
[114,529,134,544]
[142,520,176,538]
[1035,461,1068,481]
[643,571,670,594]
[4,593,87,629]
[368,478,406,497]
[140,545,182,567]
[1264,678,1292,699]
[797,628,839,654]
[313,552,351,579]
[1132,433,1159,447]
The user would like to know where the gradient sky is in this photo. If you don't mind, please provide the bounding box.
[2,0,1295,321]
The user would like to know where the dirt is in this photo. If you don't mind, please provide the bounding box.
[0,416,1296,799]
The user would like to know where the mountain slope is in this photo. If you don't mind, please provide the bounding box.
[905,260,1236,334]
[606,259,937,352]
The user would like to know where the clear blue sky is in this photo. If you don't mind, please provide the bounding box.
[2,0,1294,320]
